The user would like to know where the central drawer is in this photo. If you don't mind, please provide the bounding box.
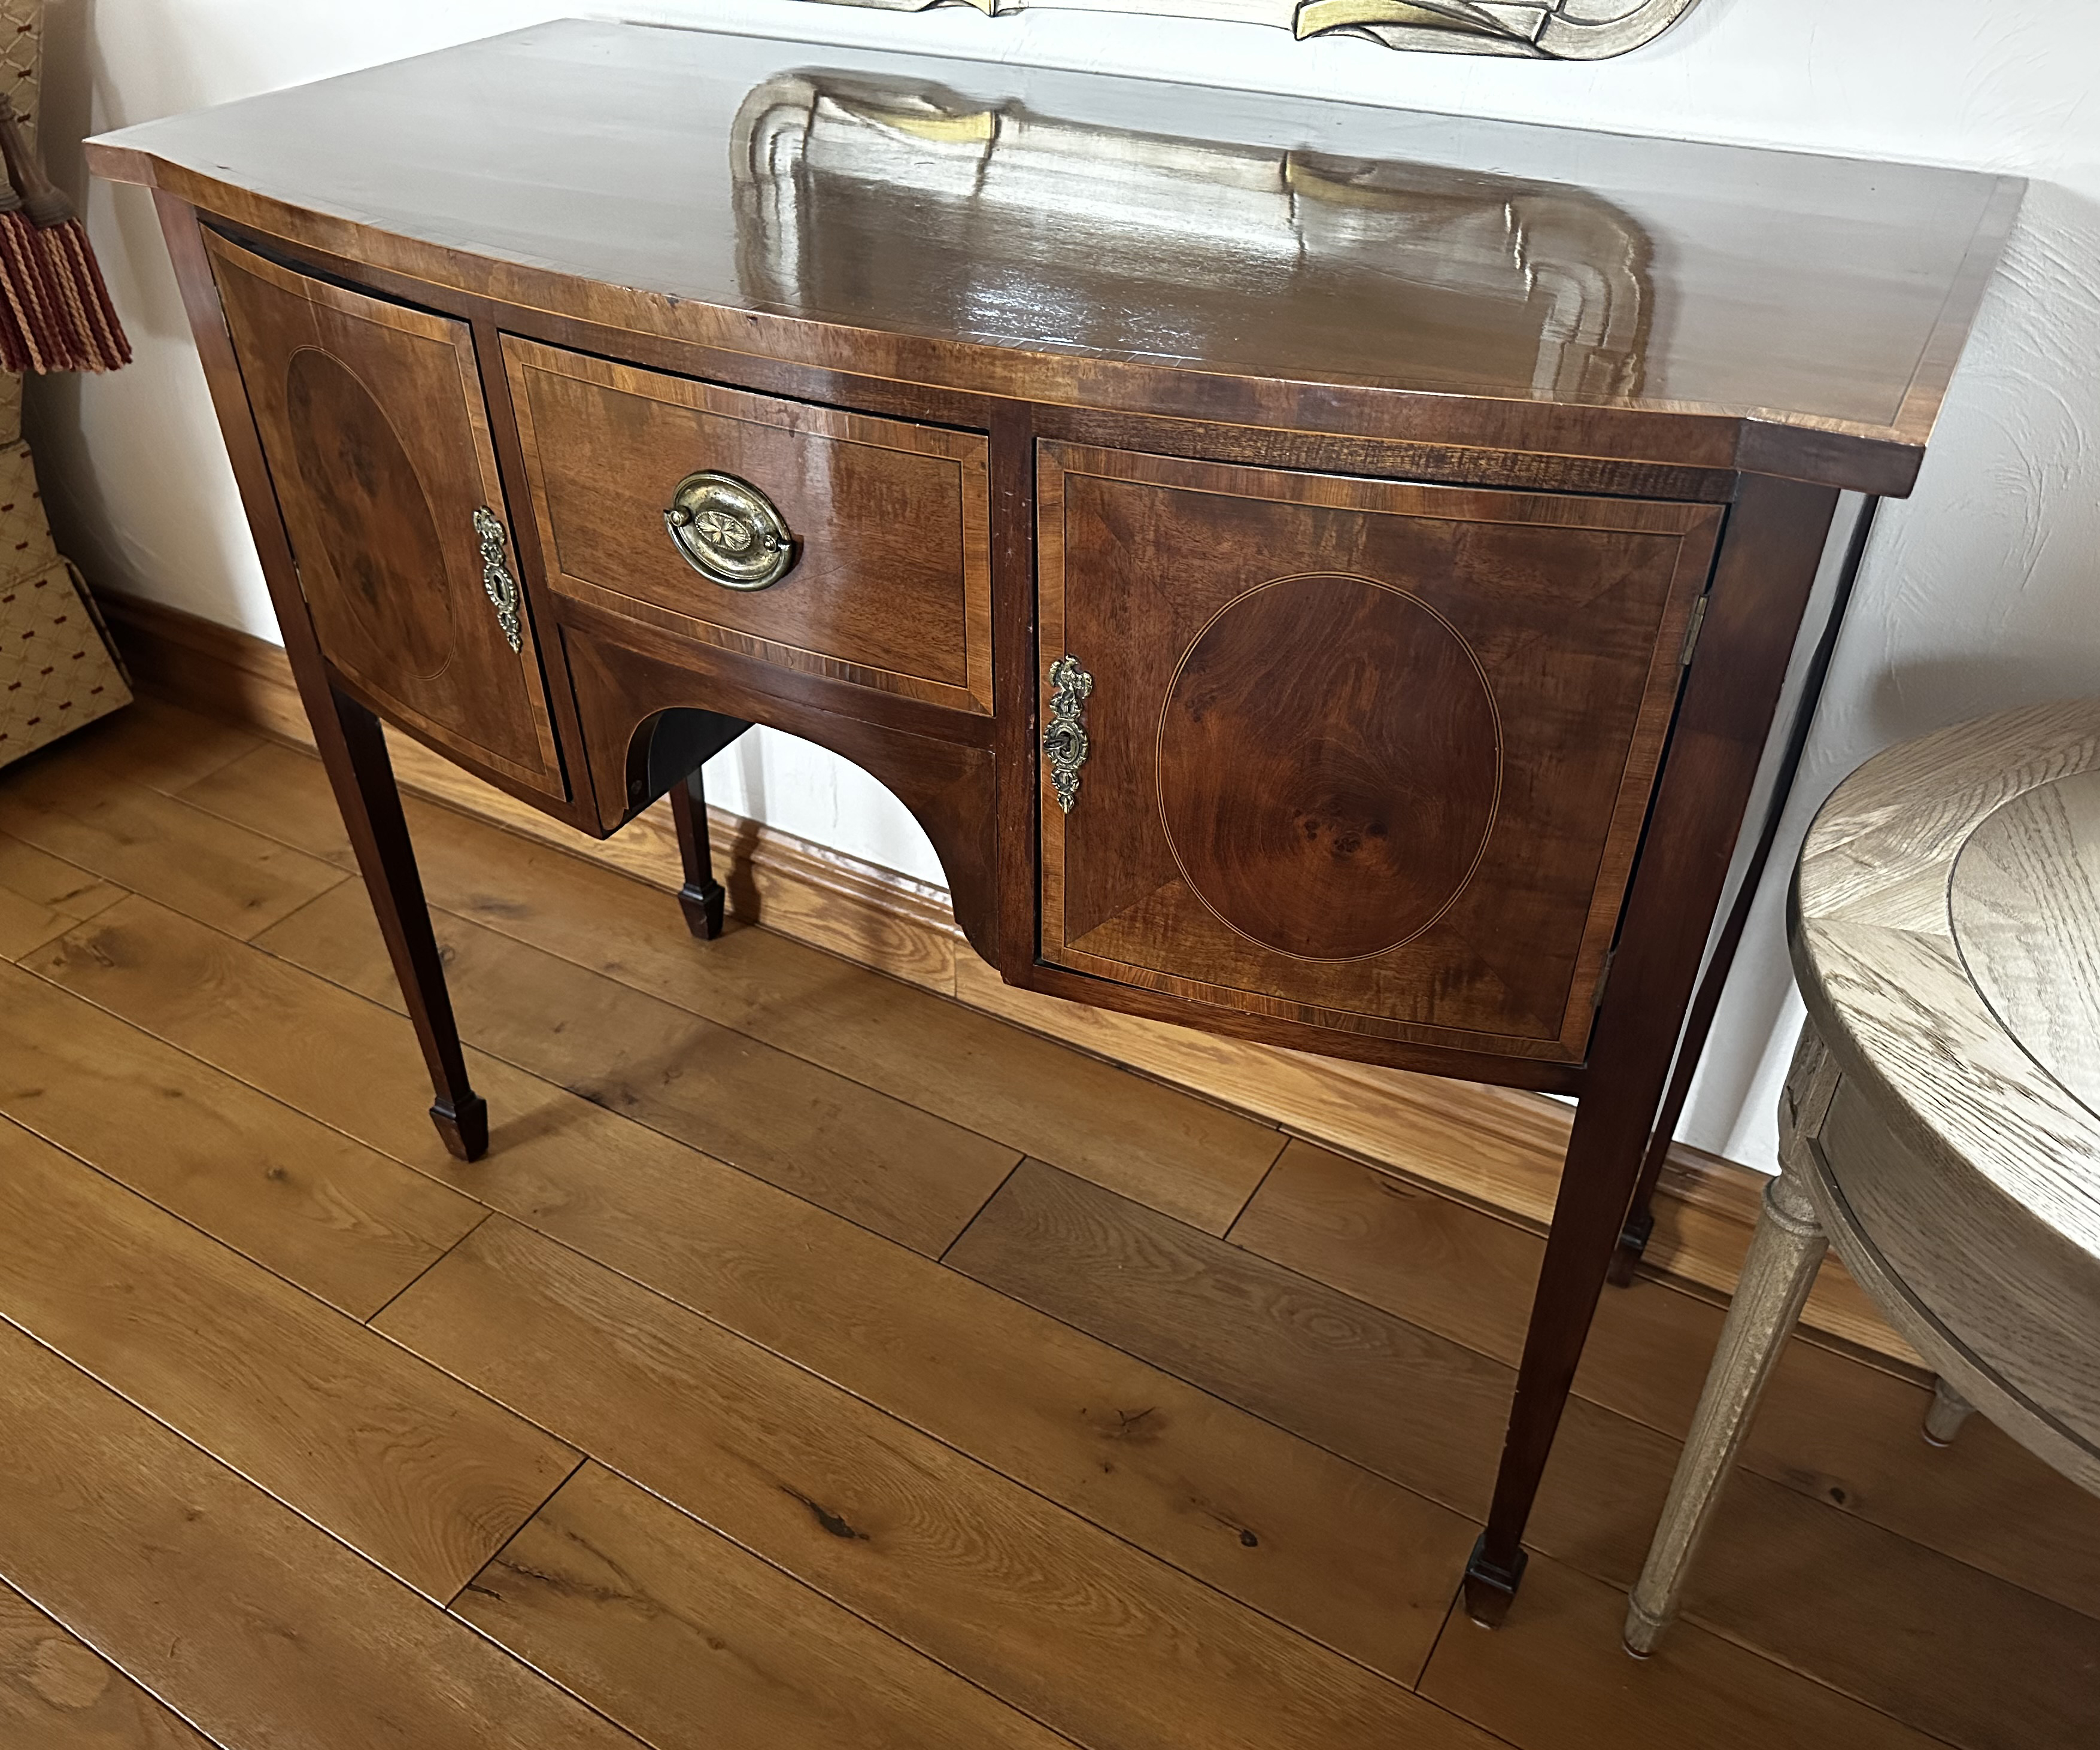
[502,335,993,713]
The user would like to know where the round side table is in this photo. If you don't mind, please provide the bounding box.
[1625,701,2100,1654]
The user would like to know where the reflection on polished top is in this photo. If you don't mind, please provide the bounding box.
[87,18,2020,466]
[733,74,1652,405]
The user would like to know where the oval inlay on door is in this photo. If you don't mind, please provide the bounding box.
[286,345,456,683]
[1157,573,1501,961]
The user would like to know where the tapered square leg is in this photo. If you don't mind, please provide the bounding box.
[1607,1204,1655,1287]
[1467,1074,1656,1625]
[318,688,488,1162]
[668,767,726,940]
[429,1092,490,1162]
[1461,1536,1527,1628]
[1464,476,1844,1626]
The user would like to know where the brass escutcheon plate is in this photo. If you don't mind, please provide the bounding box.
[663,470,798,590]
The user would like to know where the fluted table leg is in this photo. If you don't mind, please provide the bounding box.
[1624,1150,1827,1655]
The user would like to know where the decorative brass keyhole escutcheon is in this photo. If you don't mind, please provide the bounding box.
[472,506,523,654]
[1043,654,1093,815]
[663,470,797,591]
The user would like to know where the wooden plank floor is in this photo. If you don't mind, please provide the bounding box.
[2,697,2097,1750]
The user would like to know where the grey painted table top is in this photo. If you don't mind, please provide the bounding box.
[1791,701,2100,1459]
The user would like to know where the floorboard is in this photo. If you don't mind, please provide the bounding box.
[952,1157,1530,1521]
[180,742,1288,1233]
[0,957,483,1317]
[460,1463,1079,1750]
[177,739,354,862]
[11,695,260,800]
[0,829,121,960]
[0,1320,643,1750]
[386,796,1287,1234]
[0,1118,576,1602]
[1235,1137,2100,1620]
[260,880,1022,1256]
[0,759,343,940]
[3,698,2093,1750]
[0,1579,220,1749]
[1418,1553,1947,1750]
[29,889,1479,1683]
[952,1160,2100,1750]
[375,1216,1502,1750]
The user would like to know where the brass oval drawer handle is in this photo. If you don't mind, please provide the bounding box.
[664,470,797,591]
[472,506,523,654]
[1043,654,1093,815]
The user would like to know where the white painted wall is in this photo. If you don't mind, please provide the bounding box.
[31,1,2100,1168]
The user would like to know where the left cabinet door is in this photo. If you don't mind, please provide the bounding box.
[205,232,565,798]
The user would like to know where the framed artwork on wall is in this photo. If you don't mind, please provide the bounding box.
[800,0,1701,60]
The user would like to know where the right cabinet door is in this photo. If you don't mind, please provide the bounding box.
[1038,443,1724,1066]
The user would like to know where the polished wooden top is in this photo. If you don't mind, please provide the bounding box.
[1792,701,2100,1274]
[87,20,2017,493]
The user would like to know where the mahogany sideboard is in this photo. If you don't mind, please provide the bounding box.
[87,20,2020,1626]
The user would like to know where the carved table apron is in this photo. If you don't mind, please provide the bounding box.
[87,19,2020,1624]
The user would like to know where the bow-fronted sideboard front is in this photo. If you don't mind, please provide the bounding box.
[88,20,2019,1624]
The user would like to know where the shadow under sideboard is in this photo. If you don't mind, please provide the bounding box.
[98,587,1917,1378]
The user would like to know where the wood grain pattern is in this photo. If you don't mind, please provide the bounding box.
[1673,1460,2100,1750]
[0,1581,217,1750]
[85,21,2019,485]
[459,1463,1085,1750]
[1156,574,1501,960]
[1038,441,1718,1061]
[4,704,2096,1748]
[0,763,345,941]
[29,884,1474,1684]
[205,233,564,797]
[1793,702,2100,1462]
[0,876,75,961]
[0,1319,643,1750]
[16,691,260,797]
[957,955,1910,1357]
[1421,1550,1948,1750]
[0,1117,576,1602]
[74,626,1920,1360]
[0,830,120,960]
[1233,1138,2100,1619]
[1230,1137,1569,1366]
[951,1157,1565,1523]
[505,335,993,715]
[1949,765,2100,1119]
[952,1161,2100,1748]
[327,789,1285,1235]
[258,878,1022,1256]
[0,954,482,1317]
[179,738,353,861]
[375,1216,1502,1750]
